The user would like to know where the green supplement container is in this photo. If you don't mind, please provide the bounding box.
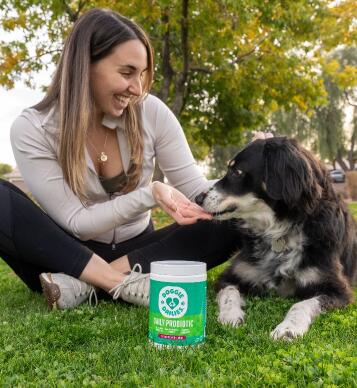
[149,260,207,348]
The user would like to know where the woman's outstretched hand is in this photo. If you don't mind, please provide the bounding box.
[251,131,274,141]
[151,181,212,225]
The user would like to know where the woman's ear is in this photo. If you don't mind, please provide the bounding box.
[263,138,322,214]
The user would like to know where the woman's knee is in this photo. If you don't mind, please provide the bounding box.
[0,179,29,199]
[0,182,13,238]
[193,219,242,253]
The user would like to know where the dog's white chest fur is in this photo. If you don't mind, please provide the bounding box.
[234,221,306,295]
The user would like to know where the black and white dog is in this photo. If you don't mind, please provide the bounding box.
[196,137,357,340]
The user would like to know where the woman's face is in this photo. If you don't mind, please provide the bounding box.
[90,39,148,119]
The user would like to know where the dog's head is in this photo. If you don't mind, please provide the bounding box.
[196,137,326,222]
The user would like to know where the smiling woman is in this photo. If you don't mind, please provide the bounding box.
[0,8,244,314]
[33,9,155,199]
[87,39,149,181]
[90,40,148,118]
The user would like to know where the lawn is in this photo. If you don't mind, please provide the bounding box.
[0,208,356,387]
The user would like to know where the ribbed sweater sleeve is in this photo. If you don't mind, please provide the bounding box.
[10,114,156,241]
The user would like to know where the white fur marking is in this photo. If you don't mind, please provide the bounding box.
[271,297,322,340]
[217,286,245,327]
[297,267,321,287]
[204,188,276,229]
[233,261,261,283]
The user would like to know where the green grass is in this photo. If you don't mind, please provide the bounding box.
[0,208,356,387]
[348,202,357,219]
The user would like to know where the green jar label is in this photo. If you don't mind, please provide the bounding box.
[149,280,206,347]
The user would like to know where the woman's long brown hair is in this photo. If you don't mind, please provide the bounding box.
[33,8,154,201]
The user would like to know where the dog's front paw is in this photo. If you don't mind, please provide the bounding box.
[270,319,308,341]
[218,307,245,327]
[217,285,245,327]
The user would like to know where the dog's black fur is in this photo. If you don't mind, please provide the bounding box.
[196,137,357,339]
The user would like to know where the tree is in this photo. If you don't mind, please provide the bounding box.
[312,75,346,168]
[0,163,12,178]
[1,0,356,161]
[347,106,357,170]
[269,45,357,169]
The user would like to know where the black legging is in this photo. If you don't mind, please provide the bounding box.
[0,179,241,293]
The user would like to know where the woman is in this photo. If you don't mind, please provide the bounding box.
[2,8,243,310]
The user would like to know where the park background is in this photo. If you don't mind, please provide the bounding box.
[0,0,356,386]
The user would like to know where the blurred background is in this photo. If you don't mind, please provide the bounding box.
[0,0,356,196]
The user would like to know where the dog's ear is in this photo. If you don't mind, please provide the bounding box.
[263,138,322,213]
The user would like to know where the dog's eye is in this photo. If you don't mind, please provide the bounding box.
[232,168,243,176]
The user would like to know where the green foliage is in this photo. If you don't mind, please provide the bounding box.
[207,144,239,180]
[267,45,357,168]
[0,0,356,160]
[312,95,345,161]
[0,207,356,386]
[348,202,357,219]
[151,207,173,229]
[0,163,12,177]
[269,106,313,141]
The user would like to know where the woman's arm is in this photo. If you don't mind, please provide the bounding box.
[145,95,213,201]
[10,113,156,241]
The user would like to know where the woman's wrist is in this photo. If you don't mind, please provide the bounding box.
[150,181,161,204]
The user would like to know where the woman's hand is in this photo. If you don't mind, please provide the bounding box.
[252,131,274,141]
[151,181,212,225]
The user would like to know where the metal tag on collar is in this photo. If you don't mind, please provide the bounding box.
[272,237,287,253]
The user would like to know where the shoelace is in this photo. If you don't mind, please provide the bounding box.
[109,263,149,300]
[70,277,98,306]
[89,288,98,306]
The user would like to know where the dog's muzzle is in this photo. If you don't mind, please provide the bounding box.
[196,190,238,217]
[211,205,237,216]
[195,192,207,206]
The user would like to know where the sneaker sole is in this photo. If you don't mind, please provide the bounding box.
[39,273,61,310]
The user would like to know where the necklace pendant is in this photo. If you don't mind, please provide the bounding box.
[99,152,108,162]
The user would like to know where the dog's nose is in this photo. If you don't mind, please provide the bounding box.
[195,192,207,206]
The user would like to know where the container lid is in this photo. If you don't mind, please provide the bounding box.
[150,260,206,276]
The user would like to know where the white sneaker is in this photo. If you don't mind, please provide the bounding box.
[109,263,150,307]
[39,273,98,310]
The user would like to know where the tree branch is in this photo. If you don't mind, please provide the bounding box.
[2,48,61,69]
[232,34,269,65]
[62,0,87,23]
[344,91,357,107]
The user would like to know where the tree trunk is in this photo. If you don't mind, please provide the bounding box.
[171,0,190,116]
[154,9,175,182]
[336,148,349,171]
[348,128,356,170]
[155,0,190,181]
[157,8,174,104]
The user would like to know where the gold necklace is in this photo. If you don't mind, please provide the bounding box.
[88,129,109,163]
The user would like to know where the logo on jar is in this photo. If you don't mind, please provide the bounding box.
[158,286,188,318]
